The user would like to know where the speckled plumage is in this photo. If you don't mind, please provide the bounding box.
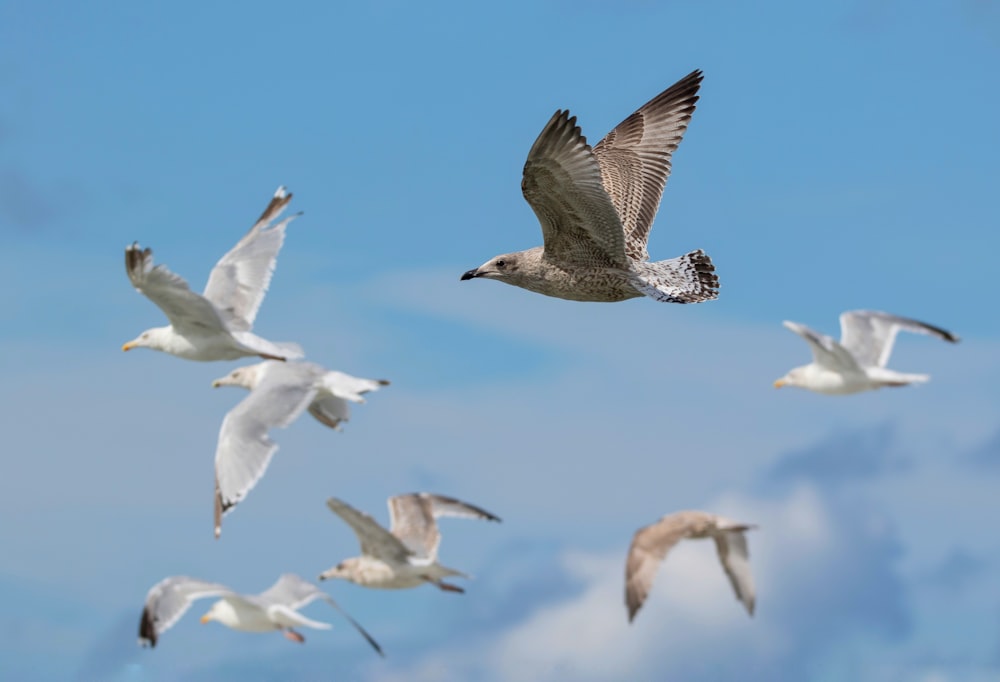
[462,70,719,304]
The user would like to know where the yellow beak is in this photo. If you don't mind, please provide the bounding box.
[773,379,786,388]
[211,380,221,388]
[200,614,212,624]
[122,342,135,352]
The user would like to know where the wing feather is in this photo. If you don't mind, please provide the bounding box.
[592,70,703,261]
[625,511,707,622]
[202,186,298,331]
[839,310,959,368]
[326,497,412,563]
[783,320,860,372]
[125,243,228,335]
[522,110,629,268]
[138,576,233,647]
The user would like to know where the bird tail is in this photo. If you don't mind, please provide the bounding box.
[629,250,719,303]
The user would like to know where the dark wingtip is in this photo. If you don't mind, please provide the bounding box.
[138,607,157,648]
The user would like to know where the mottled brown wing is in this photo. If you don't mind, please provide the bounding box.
[592,70,703,262]
[625,511,705,622]
[522,109,629,269]
[326,497,411,563]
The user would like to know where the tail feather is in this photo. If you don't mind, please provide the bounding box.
[630,249,719,303]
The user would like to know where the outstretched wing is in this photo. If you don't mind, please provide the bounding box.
[138,576,233,647]
[214,362,320,537]
[625,511,709,622]
[522,109,629,269]
[782,320,860,372]
[839,310,959,369]
[202,186,299,332]
[592,70,703,262]
[326,497,412,563]
[125,243,228,336]
[713,530,756,615]
[257,573,385,657]
[388,493,501,560]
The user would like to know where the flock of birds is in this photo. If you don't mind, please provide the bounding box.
[123,68,959,656]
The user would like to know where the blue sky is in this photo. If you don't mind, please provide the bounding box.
[2,0,999,680]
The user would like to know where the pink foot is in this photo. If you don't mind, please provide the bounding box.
[283,629,305,643]
[436,581,465,593]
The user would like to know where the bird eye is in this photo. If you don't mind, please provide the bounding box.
[496,259,506,268]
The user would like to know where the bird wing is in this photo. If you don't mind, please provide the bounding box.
[387,493,499,560]
[592,70,703,262]
[625,511,707,622]
[839,310,959,369]
[325,497,412,563]
[713,529,756,615]
[138,576,233,647]
[307,395,352,431]
[213,362,321,536]
[522,109,630,268]
[202,186,298,332]
[257,574,384,656]
[782,320,860,372]
[125,243,229,336]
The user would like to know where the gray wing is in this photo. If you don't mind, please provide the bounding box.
[308,372,390,430]
[839,310,960,369]
[782,320,860,372]
[625,511,709,622]
[592,70,703,262]
[214,362,322,537]
[326,497,412,563]
[202,186,299,332]
[256,574,385,657]
[138,576,233,647]
[125,243,229,336]
[713,530,756,615]
[522,109,630,268]
[388,493,501,560]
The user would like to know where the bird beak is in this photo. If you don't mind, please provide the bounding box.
[199,614,212,624]
[773,379,786,389]
[211,380,221,388]
[122,342,135,352]
[460,268,479,281]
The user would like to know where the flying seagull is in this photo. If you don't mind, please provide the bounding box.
[319,493,501,592]
[626,510,756,623]
[211,361,387,538]
[461,69,718,304]
[774,310,959,395]
[137,573,383,655]
[122,186,304,361]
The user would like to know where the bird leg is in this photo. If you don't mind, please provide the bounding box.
[258,353,288,362]
[434,581,465,594]
[283,629,305,643]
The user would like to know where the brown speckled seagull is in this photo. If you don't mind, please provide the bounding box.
[626,510,756,623]
[461,69,718,304]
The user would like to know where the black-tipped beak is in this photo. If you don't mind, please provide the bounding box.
[460,268,479,281]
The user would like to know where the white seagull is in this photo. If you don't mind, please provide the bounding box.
[122,186,304,362]
[774,310,959,395]
[319,493,501,592]
[137,573,383,655]
[211,361,388,538]
[626,510,756,623]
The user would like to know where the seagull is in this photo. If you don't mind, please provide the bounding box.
[211,361,387,538]
[319,493,501,592]
[774,310,959,395]
[122,186,304,362]
[137,573,383,655]
[626,510,756,623]
[461,69,718,304]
